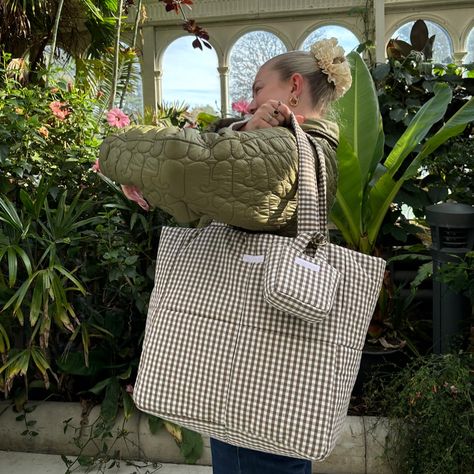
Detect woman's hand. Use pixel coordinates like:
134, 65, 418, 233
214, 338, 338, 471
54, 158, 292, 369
241, 100, 304, 131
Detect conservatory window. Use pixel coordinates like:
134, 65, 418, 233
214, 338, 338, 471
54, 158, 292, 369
300, 25, 359, 54
229, 31, 287, 104
162, 36, 220, 113
392, 20, 454, 63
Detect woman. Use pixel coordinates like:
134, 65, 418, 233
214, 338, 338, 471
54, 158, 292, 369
209, 38, 351, 474
99, 38, 352, 474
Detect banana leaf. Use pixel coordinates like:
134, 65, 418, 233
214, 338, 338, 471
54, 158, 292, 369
334, 54, 473, 254
367, 87, 473, 248
331, 52, 384, 250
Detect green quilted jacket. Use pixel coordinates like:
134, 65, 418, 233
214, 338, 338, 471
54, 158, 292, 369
98, 118, 339, 232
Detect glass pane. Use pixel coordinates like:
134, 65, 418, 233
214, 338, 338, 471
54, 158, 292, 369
464, 28, 474, 63
301, 26, 359, 54
229, 31, 287, 103
122, 60, 144, 117
44, 45, 75, 82
162, 36, 220, 112
392, 21, 453, 63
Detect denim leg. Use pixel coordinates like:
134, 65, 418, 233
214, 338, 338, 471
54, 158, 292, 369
210, 438, 312, 474
210, 438, 240, 474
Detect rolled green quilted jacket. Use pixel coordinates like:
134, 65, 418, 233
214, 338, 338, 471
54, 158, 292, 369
98, 119, 339, 232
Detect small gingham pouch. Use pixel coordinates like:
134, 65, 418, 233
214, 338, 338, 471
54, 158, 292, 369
264, 231, 341, 323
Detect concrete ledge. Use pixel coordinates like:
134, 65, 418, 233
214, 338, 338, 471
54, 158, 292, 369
0, 451, 213, 474
0, 402, 390, 474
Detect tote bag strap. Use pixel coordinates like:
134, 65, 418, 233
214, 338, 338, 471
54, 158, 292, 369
289, 114, 328, 236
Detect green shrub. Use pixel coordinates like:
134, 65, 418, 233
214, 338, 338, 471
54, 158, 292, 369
379, 353, 474, 474
0, 54, 102, 194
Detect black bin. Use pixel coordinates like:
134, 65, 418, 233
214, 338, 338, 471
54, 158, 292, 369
425, 203, 474, 354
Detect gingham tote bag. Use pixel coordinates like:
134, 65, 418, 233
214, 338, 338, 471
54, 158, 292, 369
133, 115, 386, 461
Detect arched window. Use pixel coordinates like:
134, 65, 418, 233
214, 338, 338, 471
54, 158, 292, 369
162, 36, 219, 112
229, 31, 287, 104
300, 25, 359, 53
44, 44, 144, 116
392, 20, 453, 63
44, 45, 75, 82
121, 55, 144, 118
464, 28, 474, 63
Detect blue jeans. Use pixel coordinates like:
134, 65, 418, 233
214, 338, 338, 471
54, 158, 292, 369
210, 438, 312, 474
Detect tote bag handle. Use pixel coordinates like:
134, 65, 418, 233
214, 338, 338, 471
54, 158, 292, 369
289, 114, 329, 236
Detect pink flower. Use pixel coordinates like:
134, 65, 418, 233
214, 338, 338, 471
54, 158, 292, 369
106, 108, 130, 128
121, 185, 150, 211
232, 100, 250, 115
91, 159, 101, 172
49, 101, 70, 120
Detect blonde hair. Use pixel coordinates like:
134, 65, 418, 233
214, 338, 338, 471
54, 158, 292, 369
266, 49, 345, 114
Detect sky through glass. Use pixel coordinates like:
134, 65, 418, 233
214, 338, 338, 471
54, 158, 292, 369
162, 26, 360, 109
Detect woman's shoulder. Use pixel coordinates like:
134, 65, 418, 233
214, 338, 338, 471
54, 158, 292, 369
301, 118, 339, 149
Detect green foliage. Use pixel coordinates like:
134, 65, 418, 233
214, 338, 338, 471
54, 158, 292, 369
179, 427, 204, 464
61, 411, 162, 473
437, 251, 474, 303
0, 178, 97, 379
0, 0, 117, 70
146, 416, 203, 463
375, 353, 474, 474
418, 136, 474, 206
334, 52, 474, 255
0, 54, 102, 191
0, 70, 203, 462
75, 47, 143, 117
365, 19, 474, 251
15, 403, 40, 438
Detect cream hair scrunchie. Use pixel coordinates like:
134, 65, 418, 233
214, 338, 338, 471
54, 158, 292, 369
310, 38, 352, 99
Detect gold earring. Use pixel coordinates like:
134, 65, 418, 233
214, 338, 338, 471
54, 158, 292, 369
289, 96, 299, 107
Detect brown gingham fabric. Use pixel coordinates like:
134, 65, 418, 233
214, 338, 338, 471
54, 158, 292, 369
263, 232, 342, 323
133, 115, 386, 461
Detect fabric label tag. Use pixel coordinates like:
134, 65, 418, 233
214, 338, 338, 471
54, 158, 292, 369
242, 254, 264, 264
295, 256, 321, 272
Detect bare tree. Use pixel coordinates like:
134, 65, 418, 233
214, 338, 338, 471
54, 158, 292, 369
466, 29, 474, 63
300, 29, 324, 51
229, 31, 286, 103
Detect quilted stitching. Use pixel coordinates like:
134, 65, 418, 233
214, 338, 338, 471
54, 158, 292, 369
99, 121, 338, 232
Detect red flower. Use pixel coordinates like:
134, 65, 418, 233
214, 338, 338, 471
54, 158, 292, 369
49, 101, 70, 120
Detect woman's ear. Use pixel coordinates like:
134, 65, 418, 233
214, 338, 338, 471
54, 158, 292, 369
290, 73, 304, 95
